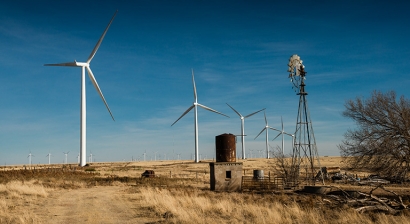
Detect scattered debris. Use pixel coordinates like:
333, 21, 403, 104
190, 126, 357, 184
323, 184, 409, 215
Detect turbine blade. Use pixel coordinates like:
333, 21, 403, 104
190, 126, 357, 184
264, 111, 268, 125
281, 116, 284, 130
245, 108, 265, 118
269, 127, 281, 132
171, 105, 194, 126
283, 132, 293, 137
272, 133, 281, 141
226, 103, 242, 117
197, 103, 229, 118
44, 61, 78, 67
86, 67, 115, 121
192, 69, 197, 101
87, 10, 118, 63
254, 128, 266, 140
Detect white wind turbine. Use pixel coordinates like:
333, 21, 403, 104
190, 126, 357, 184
28, 151, 34, 166
226, 103, 265, 159
271, 116, 294, 154
89, 151, 93, 163
45, 11, 117, 167
46, 151, 52, 165
254, 111, 277, 159
63, 151, 70, 164
171, 69, 229, 163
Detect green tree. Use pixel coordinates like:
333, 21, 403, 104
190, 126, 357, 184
339, 90, 410, 181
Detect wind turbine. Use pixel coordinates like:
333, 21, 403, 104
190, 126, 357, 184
28, 151, 34, 167
271, 116, 294, 154
255, 111, 277, 159
63, 151, 70, 164
89, 151, 93, 163
46, 151, 52, 165
44, 11, 117, 167
171, 69, 229, 163
226, 103, 265, 160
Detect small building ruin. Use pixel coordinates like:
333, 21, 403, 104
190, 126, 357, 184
210, 133, 243, 191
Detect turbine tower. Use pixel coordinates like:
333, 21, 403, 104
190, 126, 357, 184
287, 54, 323, 185
45, 11, 117, 167
271, 116, 294, 154
171, 69, 229, 163
255, 111, 276, 159
226, 103, 264, 159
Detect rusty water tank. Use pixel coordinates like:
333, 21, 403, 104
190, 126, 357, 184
215, 133, 236, 162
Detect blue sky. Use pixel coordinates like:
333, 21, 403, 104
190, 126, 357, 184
0, 1, 409, 165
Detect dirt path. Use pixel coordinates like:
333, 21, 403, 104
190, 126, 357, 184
33, 186, 158, 224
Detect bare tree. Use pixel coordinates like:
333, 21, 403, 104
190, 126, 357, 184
338, 90, 410, 181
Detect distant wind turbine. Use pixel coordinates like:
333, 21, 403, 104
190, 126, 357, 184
46, 151, 52, 165
226, 103, 265, 160
63, 151, 70, 164
271, 116, 294, 154
44, 11, 117, 167
89, 151, 94, 163
255, 111, 277, 159
171, 69, 229, 163
28, 151, 34, 166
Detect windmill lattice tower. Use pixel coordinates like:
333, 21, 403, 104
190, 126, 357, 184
287, 55, 324, 186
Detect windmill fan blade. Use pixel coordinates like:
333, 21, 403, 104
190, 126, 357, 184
197, 103, 229, 118
86, 67, 115, 121
245, 108, 265, 118
191, 69, 198, 102
87, 10, 118, 63
171, 105, 194, 126
226, 103, 242, 117
44, 61, 78, 67
254, 128, 266, 140
272, 133, 281, 141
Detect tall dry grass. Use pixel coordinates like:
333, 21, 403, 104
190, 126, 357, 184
0, 180, 48, 198
138, 186, 410, 224
0, 180, 48, 223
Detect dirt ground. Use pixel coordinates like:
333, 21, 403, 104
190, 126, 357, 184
13, 185, 160, 224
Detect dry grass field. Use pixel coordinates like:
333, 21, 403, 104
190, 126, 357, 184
0, 157, 409, 224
